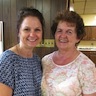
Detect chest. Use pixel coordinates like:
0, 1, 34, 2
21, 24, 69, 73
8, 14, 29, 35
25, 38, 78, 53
42, 65, 82, 96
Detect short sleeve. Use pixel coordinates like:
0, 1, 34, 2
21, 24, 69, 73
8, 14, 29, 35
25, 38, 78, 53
79, 61, 96, 94
0, 51, 15, 89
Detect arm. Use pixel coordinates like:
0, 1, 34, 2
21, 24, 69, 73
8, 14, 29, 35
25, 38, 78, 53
0, 52, 15, 96
79, 56, 96, 96
0, 83, 13, 96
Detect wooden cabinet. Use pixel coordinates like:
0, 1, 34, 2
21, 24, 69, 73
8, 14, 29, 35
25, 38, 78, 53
90, 52, 96, 65
83, 26, 96, 40
91, 27, 96, 40
83, 27, 91, 40
82, 51, 96, 65
82, 51, 90, 57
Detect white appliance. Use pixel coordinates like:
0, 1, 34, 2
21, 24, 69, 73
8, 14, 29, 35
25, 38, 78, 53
0, 21, 4, 54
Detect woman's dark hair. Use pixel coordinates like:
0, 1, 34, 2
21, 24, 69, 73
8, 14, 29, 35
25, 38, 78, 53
17, 6, 45, 40
51, 10, 86, 41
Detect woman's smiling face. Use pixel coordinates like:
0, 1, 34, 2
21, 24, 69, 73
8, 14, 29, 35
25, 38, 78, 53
55, 21, 80, 51
19, 16, 43, 48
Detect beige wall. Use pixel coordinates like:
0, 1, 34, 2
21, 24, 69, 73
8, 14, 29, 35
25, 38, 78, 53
81, 14, 96, 26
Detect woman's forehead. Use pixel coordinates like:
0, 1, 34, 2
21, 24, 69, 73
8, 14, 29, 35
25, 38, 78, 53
59, 21, 76, 27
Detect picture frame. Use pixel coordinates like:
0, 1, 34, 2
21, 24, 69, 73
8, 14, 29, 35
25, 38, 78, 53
0, 21, 4, 54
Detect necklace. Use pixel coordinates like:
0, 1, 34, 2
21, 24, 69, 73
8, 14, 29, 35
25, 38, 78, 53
15, 44, 28, 62
16, 44, 21, 56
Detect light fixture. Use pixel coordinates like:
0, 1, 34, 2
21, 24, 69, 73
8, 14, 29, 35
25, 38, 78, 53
69, 0, 74, 11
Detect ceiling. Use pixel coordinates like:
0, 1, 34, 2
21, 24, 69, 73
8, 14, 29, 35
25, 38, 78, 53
70, 0, 96, 15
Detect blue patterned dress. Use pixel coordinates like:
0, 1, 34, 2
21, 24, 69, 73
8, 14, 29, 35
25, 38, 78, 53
0, 50, 42, 96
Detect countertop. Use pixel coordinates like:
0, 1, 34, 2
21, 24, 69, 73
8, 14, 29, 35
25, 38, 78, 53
77, 48, 96, 51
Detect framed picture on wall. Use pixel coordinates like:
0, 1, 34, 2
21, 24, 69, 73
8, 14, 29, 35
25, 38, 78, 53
0, 21, 4, 54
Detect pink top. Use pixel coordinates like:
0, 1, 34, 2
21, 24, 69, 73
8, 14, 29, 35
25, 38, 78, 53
41, 52, 96, 96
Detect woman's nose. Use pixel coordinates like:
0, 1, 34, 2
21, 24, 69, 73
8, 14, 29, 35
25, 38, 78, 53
60, 32, 66, 37
29, 31, 36, 36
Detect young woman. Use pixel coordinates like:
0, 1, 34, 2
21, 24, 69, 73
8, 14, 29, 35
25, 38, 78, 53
0, 7, 45, 96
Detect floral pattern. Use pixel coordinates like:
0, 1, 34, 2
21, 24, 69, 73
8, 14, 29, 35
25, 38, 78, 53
41, 52, 96, 96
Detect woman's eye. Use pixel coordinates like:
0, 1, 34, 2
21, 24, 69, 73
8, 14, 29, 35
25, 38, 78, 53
56, 29, 62, 33
24, 28, 30, 32
67, 30, 72, 35
35, 28, 41, 32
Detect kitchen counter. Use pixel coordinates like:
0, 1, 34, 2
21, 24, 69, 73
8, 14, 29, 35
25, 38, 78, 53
77, 40, 96, 52
77, 48, 96, 51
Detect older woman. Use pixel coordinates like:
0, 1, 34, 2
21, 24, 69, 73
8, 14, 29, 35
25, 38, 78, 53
41, 10, 96, 96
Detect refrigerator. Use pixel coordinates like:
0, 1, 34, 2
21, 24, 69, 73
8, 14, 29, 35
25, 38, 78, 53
0, 21, 4, 54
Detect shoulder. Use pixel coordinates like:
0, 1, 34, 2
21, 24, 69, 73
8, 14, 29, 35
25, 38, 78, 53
75, 52, 96, 75
78, 52, 96, 78
42, 52, 54, 62
0, 49, 18, 59
41, 52, 55, 68
0, 50, 19, 68
78, 52, 95, 67
33, 54, 41, 62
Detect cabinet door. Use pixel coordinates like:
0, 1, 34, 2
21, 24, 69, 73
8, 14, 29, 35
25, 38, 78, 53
82, 51, 90, 58
83, 26, 96, 40
90, 52, 96, 66
82, 51, 96, 66
83, 27, 92, 40
90, 54, 96, 65
91, 27, 96, 40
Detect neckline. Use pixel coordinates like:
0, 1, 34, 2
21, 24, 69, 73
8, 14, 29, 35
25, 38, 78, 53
51, 51, 81, 67
16, 44, 33, 58
8, 50, 35, 59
